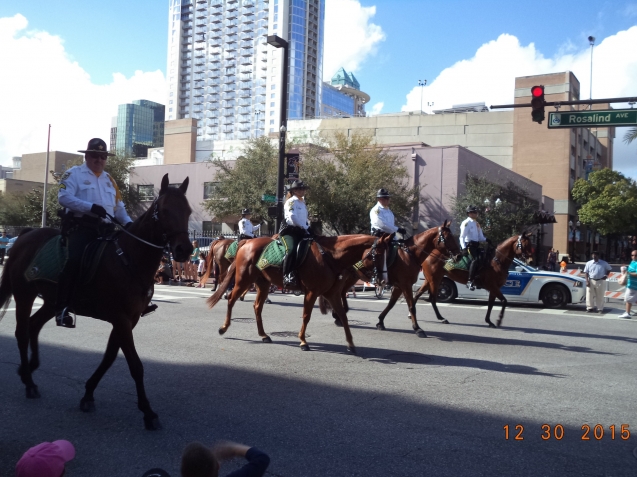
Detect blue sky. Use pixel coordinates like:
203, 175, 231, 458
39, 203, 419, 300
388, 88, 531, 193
0, 0, 635, 172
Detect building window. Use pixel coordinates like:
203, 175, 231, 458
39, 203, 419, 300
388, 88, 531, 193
270, 102, 275, 107
270, 119, 274, 124
271, 85, 276, 89
137, 184, 154, 201
271, 93, 275, 98
270, 111, 274, 116
203, 181, 219, 199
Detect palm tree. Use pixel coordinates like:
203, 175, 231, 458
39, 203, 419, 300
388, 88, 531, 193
624, 127, 637, 145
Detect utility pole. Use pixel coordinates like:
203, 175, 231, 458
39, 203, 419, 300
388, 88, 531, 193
418, 79, 426, 113
41, 124, 51, 228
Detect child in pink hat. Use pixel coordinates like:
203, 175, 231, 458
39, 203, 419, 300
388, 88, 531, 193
16, 440, 75, 477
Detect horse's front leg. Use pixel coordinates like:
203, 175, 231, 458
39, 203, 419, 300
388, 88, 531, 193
484, 292, 497, 328
81, 328, 120, 413
114, 319, 160, 430
299, 291, 318, 351
495, 291, 508, 327
376, 286, 402, 330
15, 295, 39, 398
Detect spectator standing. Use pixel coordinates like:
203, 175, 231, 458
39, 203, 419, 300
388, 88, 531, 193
583, 250, 612, 313
546, 248, 557, 271
196, 252, 207, 288
189, 240, 201, 282
0, 230, 10, 265
618, 250, 637, 319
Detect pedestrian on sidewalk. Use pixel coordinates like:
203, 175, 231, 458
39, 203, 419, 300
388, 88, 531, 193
547, 248, 557, 272
583, 250, 612, 313
618, 250, 637, 319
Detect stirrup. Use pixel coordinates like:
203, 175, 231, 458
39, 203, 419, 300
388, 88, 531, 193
466, 281, 476, 291
55, 308, 76, 328
141, 303, 158, 317
283, 272, 298, 287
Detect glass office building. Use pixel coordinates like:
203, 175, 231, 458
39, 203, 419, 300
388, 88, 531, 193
115, 100, 165, 158
166, 0, 324, 144
321, 67, 369, 118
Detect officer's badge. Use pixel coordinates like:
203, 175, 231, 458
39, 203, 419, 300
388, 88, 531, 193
83, 180, 91, 185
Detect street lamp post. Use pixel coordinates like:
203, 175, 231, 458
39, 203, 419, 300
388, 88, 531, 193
267, 35, 290, 232
588, 36, 595, 102
418, 79, 426, 113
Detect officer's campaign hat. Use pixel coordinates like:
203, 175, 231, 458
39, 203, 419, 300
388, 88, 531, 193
289, 180, 308, 190
78, 138, 115, 156
466, 205, 478, 214
376, 188, 391, 198
241, 208, 251, 216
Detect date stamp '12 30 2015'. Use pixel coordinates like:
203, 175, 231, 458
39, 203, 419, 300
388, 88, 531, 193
504, 424, 631, 441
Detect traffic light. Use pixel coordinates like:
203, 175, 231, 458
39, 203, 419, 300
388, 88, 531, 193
531, 85, 545, 124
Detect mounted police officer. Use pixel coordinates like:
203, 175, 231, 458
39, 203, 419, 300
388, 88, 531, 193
370, 189, 406, 237
55, 138, 133, 327
460, 205, 487, 291
238, 209, 260, 240
281, 180, 311, 287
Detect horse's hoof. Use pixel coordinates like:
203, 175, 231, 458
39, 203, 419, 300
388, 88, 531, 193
25, 386, 40, 399
488, 322, 496, 328
300, 343, 310, 351
144, 416, 162, 431
375, 323, 386, 331
262, 336, 272, 343
441, 319, 450, 324
239, 297, 244, 301
416, 329, 427, 338
80, 397, 95, 412
347, 346, 357, 354
334, 319, 343, 327
218, 327, 227, 335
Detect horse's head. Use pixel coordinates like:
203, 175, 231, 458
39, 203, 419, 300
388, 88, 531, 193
154, 174, 193, 262
436, 219, 461, 260
515, 231, 533, 261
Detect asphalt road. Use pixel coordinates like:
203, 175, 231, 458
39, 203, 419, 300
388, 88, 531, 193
1, 286, 636, 476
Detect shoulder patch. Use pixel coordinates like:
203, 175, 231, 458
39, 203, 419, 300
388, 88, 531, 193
60, 171, 71, 181
59, 183, 66, 190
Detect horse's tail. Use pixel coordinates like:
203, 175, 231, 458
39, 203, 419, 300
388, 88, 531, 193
207, 261, 236, 309
0, 255, 14, 321
318, 295, 331, 315
199, 249, 215, 286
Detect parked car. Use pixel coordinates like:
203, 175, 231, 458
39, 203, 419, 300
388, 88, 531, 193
413, 258, 586, 308
5, 236, 19, 257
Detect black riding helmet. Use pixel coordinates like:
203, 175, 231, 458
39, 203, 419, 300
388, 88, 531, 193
377, 188, 391, 198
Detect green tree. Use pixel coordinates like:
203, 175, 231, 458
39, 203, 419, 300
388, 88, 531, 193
203, 136, 278, 224
624, 127, 637, 146
571, 168, 637, 236
451, 174, 537, 244
301, 131, 418, 234
104, 154, 143, 215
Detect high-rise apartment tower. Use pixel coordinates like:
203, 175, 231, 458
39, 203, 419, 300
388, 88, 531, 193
166, 0, 324, 151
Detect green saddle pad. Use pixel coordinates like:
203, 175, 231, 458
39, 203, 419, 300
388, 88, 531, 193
257, 235, 294, 270
225, 240, 239, 260
444, 255, 471, 272
25, 235, 68, 283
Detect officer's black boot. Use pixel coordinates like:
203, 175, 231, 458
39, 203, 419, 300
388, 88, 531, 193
467, 260, 478, 291
282, 253, 297, 287
54, 274, 75, 328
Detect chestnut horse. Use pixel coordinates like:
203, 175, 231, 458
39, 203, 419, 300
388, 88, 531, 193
414, 233, 533, 328
208, 234, 393, 353
199, 237, 234, 289
0, 174, 193, 430
325, 222, 461, 337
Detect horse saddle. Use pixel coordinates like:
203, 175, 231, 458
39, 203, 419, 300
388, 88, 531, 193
256, 235, 312, 271
24, 235, 111, 284
225, 240, 239, 260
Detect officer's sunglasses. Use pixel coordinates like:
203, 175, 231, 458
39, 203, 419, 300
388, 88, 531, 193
87, 153, 108, 160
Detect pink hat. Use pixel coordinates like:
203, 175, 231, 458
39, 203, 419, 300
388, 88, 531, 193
16, 440, 75, 477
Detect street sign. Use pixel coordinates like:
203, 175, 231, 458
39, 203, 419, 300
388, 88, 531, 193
548, 109, 637, 128
261, 194, 276, 202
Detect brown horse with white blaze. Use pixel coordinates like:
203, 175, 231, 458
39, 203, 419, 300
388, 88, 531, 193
208, 234, 393, 353
0, 174, 193, 430
414, 233, 534, 327
327, 222, 460, 337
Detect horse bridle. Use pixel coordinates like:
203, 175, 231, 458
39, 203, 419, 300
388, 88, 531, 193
516, 235, 529, 260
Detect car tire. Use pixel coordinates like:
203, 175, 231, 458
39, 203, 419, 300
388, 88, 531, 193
541, 284, 569, 308
436, 278, 457, 303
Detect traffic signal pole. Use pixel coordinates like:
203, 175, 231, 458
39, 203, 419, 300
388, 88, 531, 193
491, 96, 637, 109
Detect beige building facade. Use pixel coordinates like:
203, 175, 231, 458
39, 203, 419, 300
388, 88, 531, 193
13, 151, 82, 183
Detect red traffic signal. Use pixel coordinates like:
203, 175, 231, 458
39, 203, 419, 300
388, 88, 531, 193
530, 85, 545, 124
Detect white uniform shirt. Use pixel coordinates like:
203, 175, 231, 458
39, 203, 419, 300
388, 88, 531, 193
58, 162, 132, 224
284, 196, 309, 229
238, 218, 260, 237
370, 202, 398, 234
583, 259, 611, 280
459, 217, 486, 248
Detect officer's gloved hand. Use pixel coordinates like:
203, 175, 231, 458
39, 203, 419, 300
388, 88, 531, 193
397, 227, 407, 234
90, 204, 107, 218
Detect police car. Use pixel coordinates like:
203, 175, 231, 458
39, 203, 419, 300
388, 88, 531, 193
414, 258, 587, 308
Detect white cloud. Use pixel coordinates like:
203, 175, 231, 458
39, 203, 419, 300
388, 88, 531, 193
401, 27, 637, 177
0, 14, 166, 165
323, 0, 385, 81
369, 102, 384, 116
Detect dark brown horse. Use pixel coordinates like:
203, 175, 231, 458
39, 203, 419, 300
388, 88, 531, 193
414, 233, 533, 328
199, 237, 235, 289
208, 234, 393, 353
0, 174, 192, 430
327, 222, 461, 337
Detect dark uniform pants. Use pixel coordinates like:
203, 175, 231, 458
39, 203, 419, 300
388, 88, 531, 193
280, 225, 309, 278
466, 241, 480, 282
